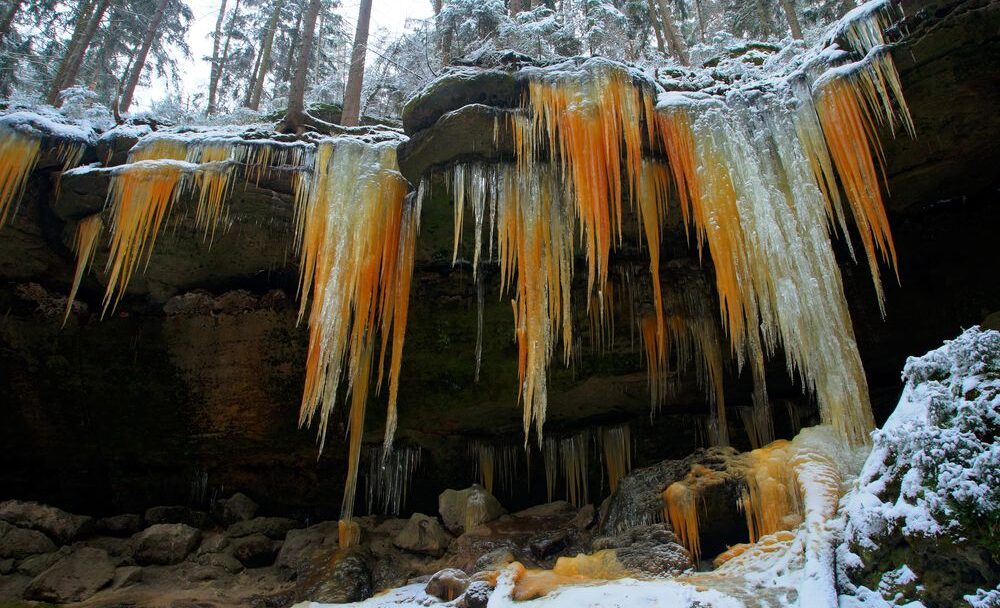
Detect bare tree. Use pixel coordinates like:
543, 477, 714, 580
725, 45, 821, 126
246, 0, 285, 110
205, 0, 229, 114
119, 0, 172, 113
340, 0, 373, 128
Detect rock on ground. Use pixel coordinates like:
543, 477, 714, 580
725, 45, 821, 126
426, 567, 470, 601
438, 486, 505, 535
0, 521, 58, 559
394, 513, 453, 557
132, 523, 202, 565
231, 532, 279, 568
0, 500, 93, 544
226, 516, 301, 540
22, 546, 115, 603
144, 505, 214, 530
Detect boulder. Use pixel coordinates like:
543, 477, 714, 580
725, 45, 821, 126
513, 501, 575, 518
96, 513, 145, 537
306, 551, 372, 603
0, 500, 93, 544
215, 492, 258, 525
230, 533, 278, 568
459, 580, 494, 608
474, 548, 516, 572
132, 523, 202, 565
0, 557, 13, 574
529, 528, 580, 560
592, 524, 693, 576
438, 485, 505, 535
226, 516, 301, 540
144, 505, 214, 530
393, 513, 453, 557
570, 504, 596, 529
275, 521, 339, 574
196, 532, 230, 555
23, 546, 115, 603
0, 522, 58, 559
425, 567, 470, 601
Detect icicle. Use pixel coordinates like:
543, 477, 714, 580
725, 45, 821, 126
0, 129, 42, 227
62, 214, 103, 325
294, 138, 417, 547
662, 464, 730, 562
469, 439, 522, 497
475, 272, 484, 383
362, 443, 422, 516
543, 436, 559, 503
599, 424, 632, 493
559, 432, 590, 508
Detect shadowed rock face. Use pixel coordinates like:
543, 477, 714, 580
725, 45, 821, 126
0, 0, 997, 521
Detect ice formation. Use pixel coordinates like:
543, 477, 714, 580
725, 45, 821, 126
62, 214, 103, 325
0, 130, 41, 226
362, 444, 422, 516
293, 137, 417, 546
443, 0, 911, 448
469, 439, 523, 498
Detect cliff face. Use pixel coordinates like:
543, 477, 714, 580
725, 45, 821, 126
0, 0, 997, 519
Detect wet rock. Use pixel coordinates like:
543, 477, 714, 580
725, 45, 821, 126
112, 565, 143, 588
459, 580, 494, 608
226, 516, 301, 540
425, 567, 470, 601
0, 500, 93, 544
439, 485, 506, 535
275, 521, 339, 575
592, 523, 693, 576
307, 551, 372, 603
23, 546, 115, 603
132, 523, 202, 565
0, 521, 58, 559
474, 548, 516, 572
144, 505, 214, 530
96, 513, 145, 537
394, 513, 453, 557
215, 492, 259, 525
80, 535, 133, 562
231, 533, 279, 568
529, 528, 579, 560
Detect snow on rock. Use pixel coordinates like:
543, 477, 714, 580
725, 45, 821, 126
837, 326, 1000, 607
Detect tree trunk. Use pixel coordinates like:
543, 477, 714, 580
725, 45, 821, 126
118, 0, 171, 113
431, 0, 453, 66
206, 0, 229, 115
656, 0, 688, 65
779, 0, 803, 39
207, 0, 241, 114
282, 0, 322, 129
645, 0, 665, 55
340, 0, 373, 128
693, 0, 706, 43
50, 0, 111, 106
47, 0, 96, 104
755, 0, 773, 37
0, 0, 24, 41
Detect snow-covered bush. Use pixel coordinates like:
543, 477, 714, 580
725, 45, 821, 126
838, 327, 1000, 606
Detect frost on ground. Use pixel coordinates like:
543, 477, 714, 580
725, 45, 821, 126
837, 326, 1000, 608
